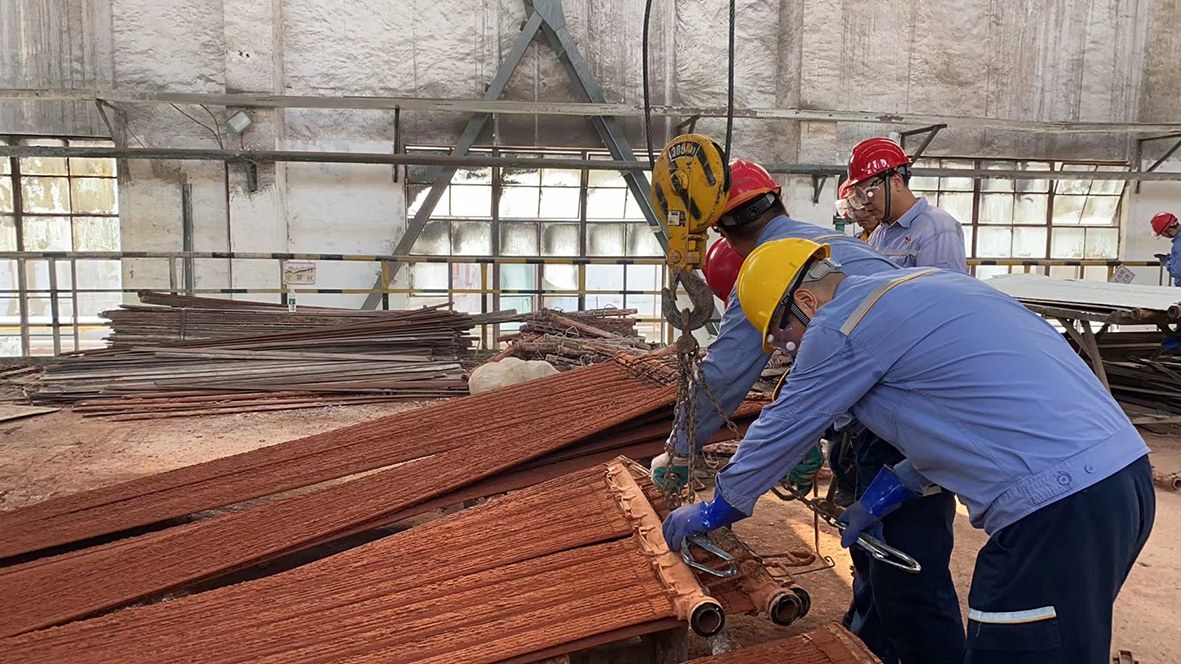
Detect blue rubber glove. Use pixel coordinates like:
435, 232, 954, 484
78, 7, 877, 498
662, 491, 749, 552
837, 466, 919, 548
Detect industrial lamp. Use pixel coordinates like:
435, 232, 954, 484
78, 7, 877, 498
225, 110, 253, 135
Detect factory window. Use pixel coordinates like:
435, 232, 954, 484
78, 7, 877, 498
909, 159, 1125, 281
0, 136, 121, 356
404, 148, 665, 343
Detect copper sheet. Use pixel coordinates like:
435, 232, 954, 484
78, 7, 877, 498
0, 463, 707, 664
0, 362, 667, 561
0, 373, 675, 637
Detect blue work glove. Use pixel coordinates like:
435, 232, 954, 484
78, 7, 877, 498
837, 502, 885, 548
651, 452, 690, 493
1163, 336, 1181, 353
786, 445, 824, 494
837, 466, 919, 549
662, 491, 749, 552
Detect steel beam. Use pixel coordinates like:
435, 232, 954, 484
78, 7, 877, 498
1134, 132, 1181, 193
899, 123, 947, 162
360, 11, 547, 308
810, 175, 830, 204
8, 87, 1181, 134
530, 0, 666, 250
1144, 138, 1181, 174
0, 145, 1169, 181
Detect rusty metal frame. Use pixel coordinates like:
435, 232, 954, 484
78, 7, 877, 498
1134, 131, 1181, 193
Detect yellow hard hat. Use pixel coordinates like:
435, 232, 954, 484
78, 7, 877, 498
736, 238, 831, 353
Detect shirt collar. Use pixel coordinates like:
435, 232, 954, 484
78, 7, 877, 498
891, 197, 929, 230
757, 215, 790, 244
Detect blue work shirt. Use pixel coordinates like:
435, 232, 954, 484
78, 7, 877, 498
868, 198, 968, 273
715, 268, 1149, 535
675, 215, 897, 454
1167, 234, 1181, 286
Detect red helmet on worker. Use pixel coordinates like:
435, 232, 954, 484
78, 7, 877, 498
724, 159, 780, 213
1151, 211, 1179, 236
847, 137, 911, 187
704, 238, 743, 305
717, 159, 782, 230
835, 180, 853, 219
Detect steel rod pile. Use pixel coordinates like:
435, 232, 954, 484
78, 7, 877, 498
495, 307, 656, 369
28, 293, 521, 418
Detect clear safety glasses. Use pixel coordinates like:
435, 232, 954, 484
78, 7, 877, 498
845, 176, 887, 211
834, 197, 852, 220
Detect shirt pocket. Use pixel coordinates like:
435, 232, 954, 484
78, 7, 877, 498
882, 249, 917, 268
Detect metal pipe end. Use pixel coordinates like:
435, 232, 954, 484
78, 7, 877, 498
689, 599, 726, 637
767, 587, 811, 626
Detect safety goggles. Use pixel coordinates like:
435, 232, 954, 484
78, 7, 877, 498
846, 176, 888, 211
834, 197, 852, 220
765, 257, 841, 355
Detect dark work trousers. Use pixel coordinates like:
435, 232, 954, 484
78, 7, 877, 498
845, 430, 967, 664
965, 455, 1155, 664
846, 545, 899, 663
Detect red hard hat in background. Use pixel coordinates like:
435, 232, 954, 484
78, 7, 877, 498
1151, 211, 1178, 236
835, 180, 853, 219
847, 138, 911, 187
724, 159, 781, 216
704, 237, 744, 305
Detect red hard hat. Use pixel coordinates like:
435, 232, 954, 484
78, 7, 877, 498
724, 159, 781, 215
847, 138, 911, 187
1151, 211, 1178, 236
835, 180, 853, 219
704, 237, 744, 305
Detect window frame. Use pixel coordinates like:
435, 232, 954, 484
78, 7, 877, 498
908, 157, 1126, 279
404, 146, 667, 343
1, 135, 120, 356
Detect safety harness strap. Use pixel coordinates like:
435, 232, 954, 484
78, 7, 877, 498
839, 268, 938, 336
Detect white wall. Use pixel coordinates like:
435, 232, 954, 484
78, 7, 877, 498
2, 0, 1179, 306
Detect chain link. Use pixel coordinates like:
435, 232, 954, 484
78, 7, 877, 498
698, 365, 743, 444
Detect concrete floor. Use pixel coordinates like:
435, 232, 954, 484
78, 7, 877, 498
0, 404, 1178, 662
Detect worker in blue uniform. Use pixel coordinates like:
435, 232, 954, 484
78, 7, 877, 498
846, 138, 967, 273
663, 238, 1155, 664
1150, 211, 1181, 286
840, 140, 972, 662
651, 158, 896, 489
652, 159, 964, 663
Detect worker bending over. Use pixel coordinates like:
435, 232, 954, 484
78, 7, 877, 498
655, 160, 966, 663
664, 238, 1155, 664
845, 138, 967, 272
1151, 211, 1181, 286
653, 158, 895, 492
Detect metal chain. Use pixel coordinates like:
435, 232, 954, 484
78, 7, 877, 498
698, 366, 743, 444
664, 307, 701, 508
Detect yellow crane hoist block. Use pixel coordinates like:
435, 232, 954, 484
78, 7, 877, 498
650, 134, 730, 275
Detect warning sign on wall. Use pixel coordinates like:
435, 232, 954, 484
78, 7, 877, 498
1108, 265, 1135, 285
282, 261, 317, 285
